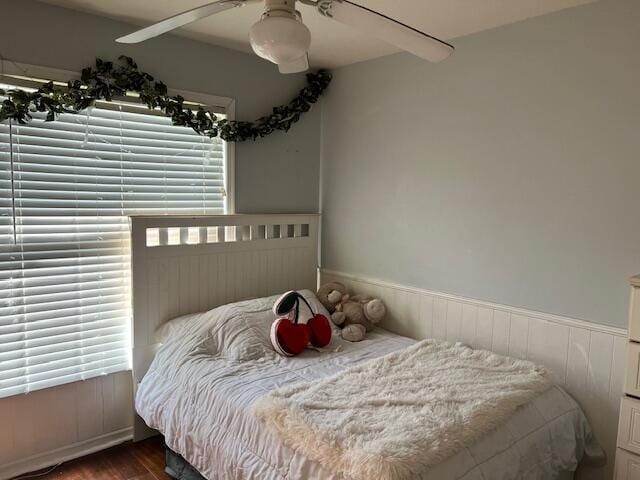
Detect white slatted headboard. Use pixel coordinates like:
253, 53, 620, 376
130, 214, 319, 406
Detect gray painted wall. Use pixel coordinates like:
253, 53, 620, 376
1, 0, 321, 213
321, 0, 640, 328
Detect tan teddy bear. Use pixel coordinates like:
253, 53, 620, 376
316, 282, 386, 342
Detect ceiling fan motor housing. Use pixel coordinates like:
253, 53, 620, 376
264, 0, 295, 13
249, 0, 311, 65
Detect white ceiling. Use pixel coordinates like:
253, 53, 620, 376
38, 0, 596, 69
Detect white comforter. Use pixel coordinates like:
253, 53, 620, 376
136, 298, 599, 480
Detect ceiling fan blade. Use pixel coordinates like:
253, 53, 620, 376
278, 54, 310, 74
316, 0, 454, 62
116, 0, 252, 44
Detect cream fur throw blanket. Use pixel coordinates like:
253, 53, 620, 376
254, 339, 553, 480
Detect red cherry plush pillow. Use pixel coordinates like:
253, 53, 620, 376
270, 291, 332, 356
270, 317, 310, 357
307, 314, 331, 348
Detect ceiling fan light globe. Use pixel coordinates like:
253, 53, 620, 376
249, 15, 311, 65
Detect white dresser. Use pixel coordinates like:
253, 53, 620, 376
615, 275, 640, 479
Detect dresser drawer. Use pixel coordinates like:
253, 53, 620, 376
626, 344, 640, 397
632, 286, 640, 342
631, 286, 640, 342
619, 396, 640, 455
616, 448, 640, 480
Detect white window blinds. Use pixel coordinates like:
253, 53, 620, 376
0, 83, 226, 397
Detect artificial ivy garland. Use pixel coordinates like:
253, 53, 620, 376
0, 56, 332, 142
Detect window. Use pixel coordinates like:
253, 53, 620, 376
0, 75, 229, 397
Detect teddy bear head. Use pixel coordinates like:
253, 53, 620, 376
316, 281, 349, 313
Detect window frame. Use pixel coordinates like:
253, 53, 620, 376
0, 60, 236, 214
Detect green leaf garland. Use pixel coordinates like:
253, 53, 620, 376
0, 56, 332, 142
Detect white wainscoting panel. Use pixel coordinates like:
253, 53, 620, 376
0, 371, 133, 480
321, 269, 627, 480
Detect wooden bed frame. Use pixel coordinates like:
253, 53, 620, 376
130, 213, 319, 439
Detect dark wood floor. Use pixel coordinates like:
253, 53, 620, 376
18, 437, 171, 480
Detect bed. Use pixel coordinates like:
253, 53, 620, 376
129, 214, 603, 480
135, 291, 601, 480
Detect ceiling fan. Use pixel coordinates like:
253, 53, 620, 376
116, 0, 454, 74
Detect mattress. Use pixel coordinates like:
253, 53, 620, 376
136, 297, 600, 480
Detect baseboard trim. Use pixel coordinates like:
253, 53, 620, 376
0, 427, 134, 480
321, 269, 627, 338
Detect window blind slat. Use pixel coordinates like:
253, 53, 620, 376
12, 151, 223, 169
0, 308, 129, 334
11, 172, 224, 187
0, 334, 128, 366
0, 314, 129, 337
0, 357, 130, 398
0, 129, 223, 151
1, 85, 226, 397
